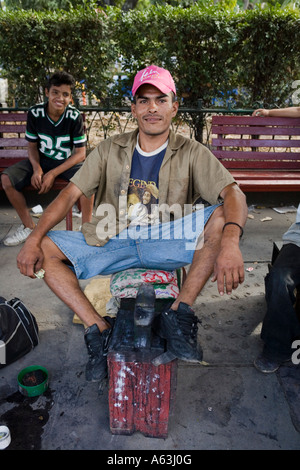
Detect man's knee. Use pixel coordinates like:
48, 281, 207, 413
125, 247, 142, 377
41, 235, 69, 263
1, 173, 13, 191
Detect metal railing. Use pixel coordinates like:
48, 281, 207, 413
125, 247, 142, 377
76, 104, 256, 149
0, 104, 256, 149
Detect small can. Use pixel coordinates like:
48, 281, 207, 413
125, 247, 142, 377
0, 426, 11, 450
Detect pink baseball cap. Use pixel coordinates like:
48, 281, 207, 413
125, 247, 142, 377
132, 65, 176, 97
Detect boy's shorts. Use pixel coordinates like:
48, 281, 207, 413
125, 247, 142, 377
47, 204, 221, 279
2, 156, 83, 191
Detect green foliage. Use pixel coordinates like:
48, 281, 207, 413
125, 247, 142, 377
234, 6, 300, 105
0, 3, 299, 109
0, 5, 115, 105
112, 3, 300, 107
3, 0, 97, 11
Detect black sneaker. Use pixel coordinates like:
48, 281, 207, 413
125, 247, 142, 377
155, 302, 203, 363
84, 320, 114, 382
253, 354, 289, 374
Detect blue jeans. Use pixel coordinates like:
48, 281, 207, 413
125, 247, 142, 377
261, 243, 300, 361
47, 204, 220, 279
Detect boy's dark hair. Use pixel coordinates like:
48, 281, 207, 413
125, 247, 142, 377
46, 71, 75, 91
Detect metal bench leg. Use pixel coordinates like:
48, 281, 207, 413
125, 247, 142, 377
66, 208, 73, 230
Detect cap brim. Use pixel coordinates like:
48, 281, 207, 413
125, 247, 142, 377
132, 80, 175, 97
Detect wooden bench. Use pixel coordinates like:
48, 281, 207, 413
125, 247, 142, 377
211, 115, 300, 192
0, 111, 79, 230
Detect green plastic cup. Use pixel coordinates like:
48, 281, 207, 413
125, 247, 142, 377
17, 365, 49, 397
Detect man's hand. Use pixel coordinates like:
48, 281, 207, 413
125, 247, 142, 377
17, 238, 44, 279
252, 109, 269, 117
211, 243, 244, 296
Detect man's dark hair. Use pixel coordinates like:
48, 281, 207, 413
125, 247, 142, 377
132, 90, 177, 104
45, 71, 75, 91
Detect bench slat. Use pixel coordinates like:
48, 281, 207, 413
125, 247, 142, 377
0, 124, 26, 133
213, 137, 300, 148
237, 180, 300, 192
0, 152, 28, 162
217, 161, 300, 170
0, 138, 28, 147
0, 113, 28, 122
230, 170, 300, 180
212, 115, 300, 127
212, 125, 300, 136
212, 149, 300, 161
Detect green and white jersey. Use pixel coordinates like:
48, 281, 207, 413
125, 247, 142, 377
25, 102, 86, 161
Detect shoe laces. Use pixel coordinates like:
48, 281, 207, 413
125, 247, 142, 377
15, 224, 25, 233
11, 225, 31, 240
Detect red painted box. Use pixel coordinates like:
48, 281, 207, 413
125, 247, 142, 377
107, 303, 177, 438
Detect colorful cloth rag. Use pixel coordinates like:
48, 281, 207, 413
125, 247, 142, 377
110, 268, 180, 299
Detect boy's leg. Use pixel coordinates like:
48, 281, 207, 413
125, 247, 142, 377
57, 162, 94, 224
1, 173, 35, 229
1, 162, 36, 246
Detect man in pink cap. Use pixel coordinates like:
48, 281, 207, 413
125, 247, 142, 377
16, 64, 247, 381
131, 64, 176, 97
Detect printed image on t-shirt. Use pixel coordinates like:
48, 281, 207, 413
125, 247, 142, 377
127, 140, 167, 225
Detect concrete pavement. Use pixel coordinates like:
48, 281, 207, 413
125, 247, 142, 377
0, 190, 299, 452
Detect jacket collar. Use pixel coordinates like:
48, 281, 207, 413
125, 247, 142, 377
112, 128, 187, 152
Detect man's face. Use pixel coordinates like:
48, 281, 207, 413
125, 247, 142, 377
45, 84, 72, 116
131, 84, 178, 137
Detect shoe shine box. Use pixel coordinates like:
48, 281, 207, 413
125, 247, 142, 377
107, 292, 177, 438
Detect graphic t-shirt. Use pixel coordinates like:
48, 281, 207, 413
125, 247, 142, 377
127, 138, 167, 225
25, 102, 86, 161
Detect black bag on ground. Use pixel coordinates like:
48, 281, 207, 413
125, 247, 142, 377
0, 297, 39, 368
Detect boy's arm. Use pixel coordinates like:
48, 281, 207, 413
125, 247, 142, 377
37, 146, 86, 194
27, 142, 43, 190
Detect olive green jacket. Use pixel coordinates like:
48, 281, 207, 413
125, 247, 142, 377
71, 128, 235, 246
